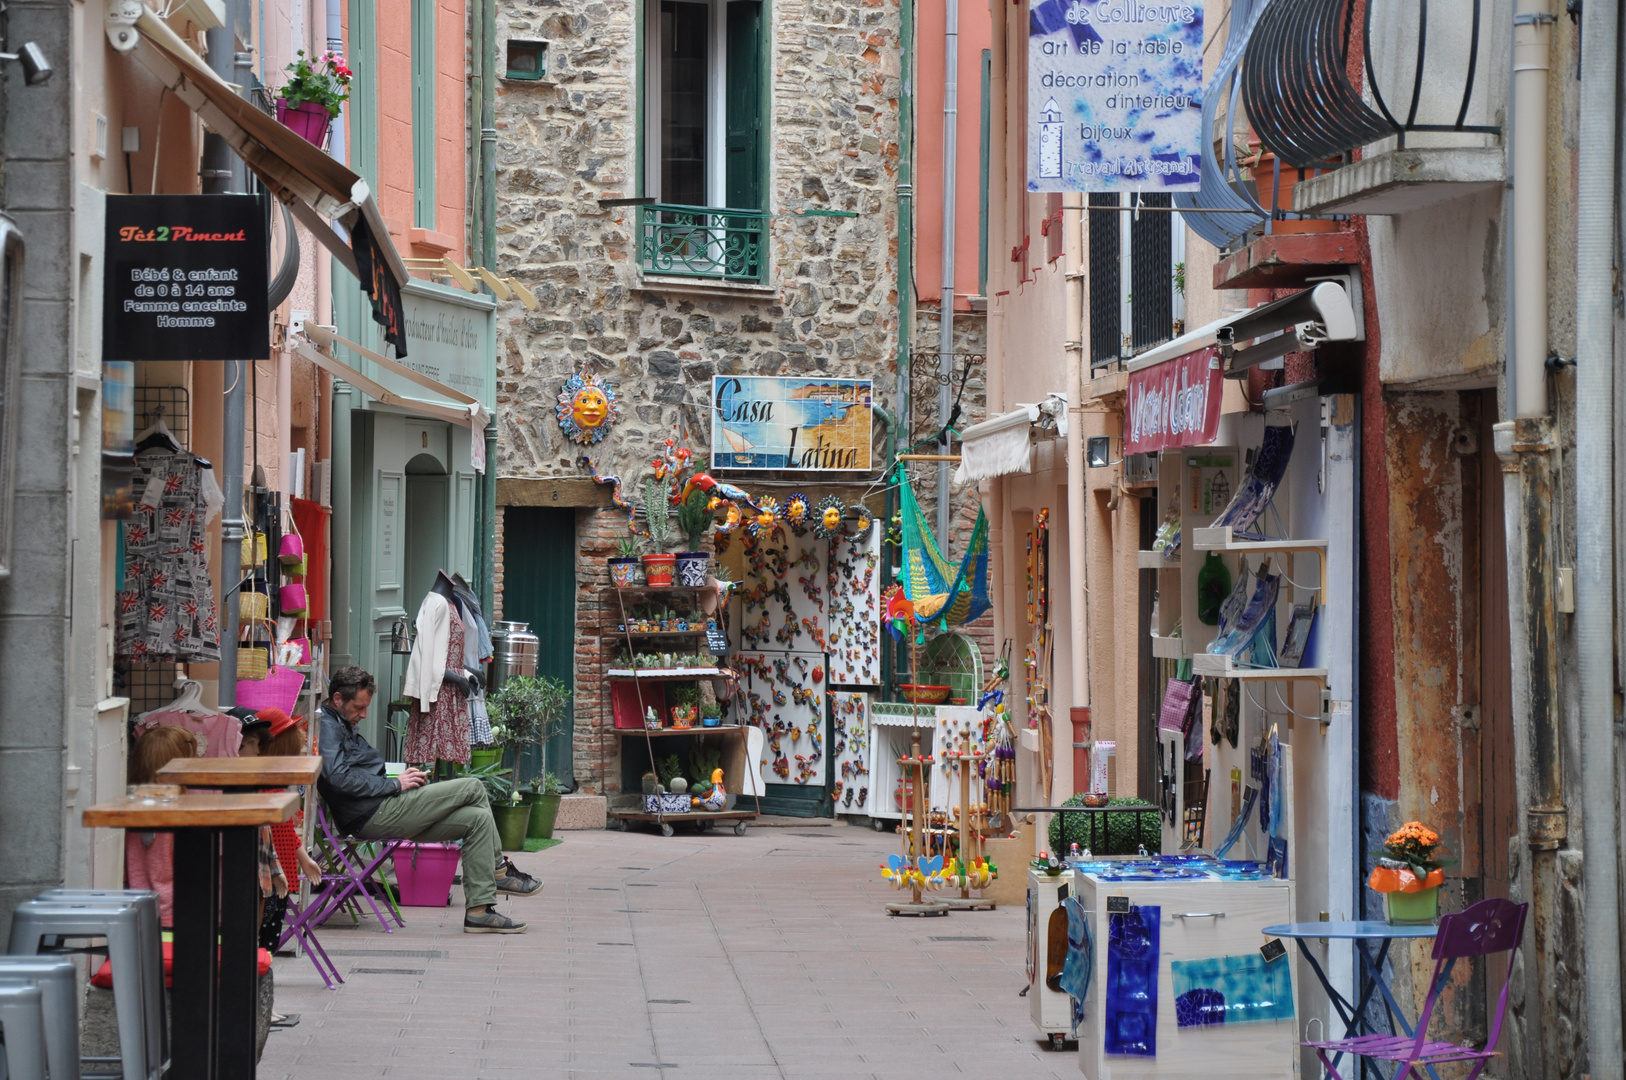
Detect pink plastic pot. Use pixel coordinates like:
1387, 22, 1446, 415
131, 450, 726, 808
391, 842, 460, 906
276, 99, 332, 146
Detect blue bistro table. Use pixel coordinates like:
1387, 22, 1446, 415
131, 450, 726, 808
1262, 920, 1441, 1080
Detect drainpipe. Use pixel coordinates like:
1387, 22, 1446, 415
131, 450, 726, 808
936, 0, 958, 543
874, 405, 898, 701
985, 0, 1005, 703
326, 0, 346, 166
1575, 0, 1623, 1073
891, 0, 914, 694
1063, 194, 1086, 797
1493, 4, 1562, 1078
205, 0, 248, 704
331, 382, 355, 669
478, 0, 499, 614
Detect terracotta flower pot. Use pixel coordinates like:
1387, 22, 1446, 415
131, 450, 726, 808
276, 99, 331, 146
1250, 150, 1338, 234
641, 553, 676, 587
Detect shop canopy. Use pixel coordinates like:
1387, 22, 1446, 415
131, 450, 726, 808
292, 325, 488, 431
953, 395, 1068, 485
127, 8, 409, 339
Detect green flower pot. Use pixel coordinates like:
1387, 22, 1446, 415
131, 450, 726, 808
1385, 885, 1440, 925
492, 802, 533, 851
470, 747, 503, 770
522, 792, 562, 840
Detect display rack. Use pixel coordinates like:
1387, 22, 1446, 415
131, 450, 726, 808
1191, 526, 1328, 595
603, 577, 760, 836
866, 702, 936, 830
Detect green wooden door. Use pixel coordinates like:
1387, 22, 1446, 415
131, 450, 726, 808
500, 507, 577, 789
725, 0, 763, 210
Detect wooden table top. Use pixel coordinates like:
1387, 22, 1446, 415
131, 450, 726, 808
82, 791, 300, 828
158, 755, 322, 787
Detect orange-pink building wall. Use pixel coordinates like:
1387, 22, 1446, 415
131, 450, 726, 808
915, 0, 992, 307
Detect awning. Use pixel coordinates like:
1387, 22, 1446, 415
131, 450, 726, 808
293, 326, 488, 432
127, 9, 409, 337
1127, 279, 1362, 377
953, 395, 1068, 485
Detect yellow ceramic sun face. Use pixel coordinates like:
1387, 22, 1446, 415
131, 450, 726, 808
822, 506, 843, 530
571, 386, 610, 429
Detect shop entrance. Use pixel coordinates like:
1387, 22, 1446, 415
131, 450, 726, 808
499, 507, 578, 789
403, 454, 450, 606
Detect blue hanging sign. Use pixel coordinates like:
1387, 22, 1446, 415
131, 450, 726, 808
1026, 0, 1204, 192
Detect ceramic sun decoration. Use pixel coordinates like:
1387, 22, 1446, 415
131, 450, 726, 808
812, 495, 846, 539
557, 373, 623, 445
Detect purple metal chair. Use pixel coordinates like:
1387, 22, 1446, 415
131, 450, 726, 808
277, 894, 344, 989
1303, 897, 1529, 1080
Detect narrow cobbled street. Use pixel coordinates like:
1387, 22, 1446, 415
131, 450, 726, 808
261, 823, 1069, 1080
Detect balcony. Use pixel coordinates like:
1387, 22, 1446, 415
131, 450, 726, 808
1243, 0, 1505, 216
637, 204, 767, 286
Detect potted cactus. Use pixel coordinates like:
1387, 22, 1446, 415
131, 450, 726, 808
640, 476, 677, 587
674, 488, 713, 587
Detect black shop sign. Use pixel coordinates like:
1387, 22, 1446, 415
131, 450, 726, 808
103, 194, 268, 361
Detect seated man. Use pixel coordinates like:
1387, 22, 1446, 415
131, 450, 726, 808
315, 665, 541, 934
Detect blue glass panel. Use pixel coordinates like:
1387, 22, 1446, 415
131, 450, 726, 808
1104, 905, 1160, 1056
1171, 954, 1294, 1028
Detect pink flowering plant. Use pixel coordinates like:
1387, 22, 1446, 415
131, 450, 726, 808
279, 50, 352, 118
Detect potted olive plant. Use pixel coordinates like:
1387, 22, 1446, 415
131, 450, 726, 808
491, 675, 572, 842
521, 772, 567, 841
674, 488, 713, 587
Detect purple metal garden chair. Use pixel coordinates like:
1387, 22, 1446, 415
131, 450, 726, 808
1303, 897, 1528, 1080
308, 802, 405, 932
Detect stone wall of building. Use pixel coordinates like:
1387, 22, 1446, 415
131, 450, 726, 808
492, 0, 904, 484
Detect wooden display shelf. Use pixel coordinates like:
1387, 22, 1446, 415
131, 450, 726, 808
603, 628, 707, 638
607, 667, 725, 679
1150, 633, 1189, 660
1191, 652, 1328, 685
83, 791, 299, 829
614, 724, 744, 737
1191, 526, 1328, 594
1137, 549, 1180, 570
608, 585, 710, 598
607, 809, 754, 836
158, 756, 321, 789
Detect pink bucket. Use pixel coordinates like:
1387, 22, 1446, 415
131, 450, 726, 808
391, 842, 461, 907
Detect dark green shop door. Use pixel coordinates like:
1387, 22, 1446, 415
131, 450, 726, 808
500, 507, 577, 790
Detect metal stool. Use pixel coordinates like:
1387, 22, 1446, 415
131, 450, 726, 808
7, 901, 158, 1080
0, 982, 47, 1080
0, 958, 78, 1080
30, 890, 165, 1076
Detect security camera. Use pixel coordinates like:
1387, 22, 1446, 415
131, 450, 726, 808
0, 42, 52, 86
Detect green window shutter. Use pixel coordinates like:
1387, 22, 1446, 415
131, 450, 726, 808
724, 0, 763, 211
411, 0, 436, 228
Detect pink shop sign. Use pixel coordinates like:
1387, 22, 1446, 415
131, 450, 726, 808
1124, 346, 1223, 455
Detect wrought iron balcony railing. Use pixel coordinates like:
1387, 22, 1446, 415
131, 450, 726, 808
1243, 0, 1501, 169
637, 204, 767, 284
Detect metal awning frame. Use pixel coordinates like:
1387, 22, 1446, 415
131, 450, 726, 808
1126, 278, 1363, 378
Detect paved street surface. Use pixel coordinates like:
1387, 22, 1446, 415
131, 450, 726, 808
261, 820, 1075, 1079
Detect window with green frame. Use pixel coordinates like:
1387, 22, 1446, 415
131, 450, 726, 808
643, 0, 766, 211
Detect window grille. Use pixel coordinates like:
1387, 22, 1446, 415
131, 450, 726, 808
1130, 193, 1174, 354
1088, 194, 1121, 368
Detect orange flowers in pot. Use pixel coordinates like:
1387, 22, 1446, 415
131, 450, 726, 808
1368, 820, 1453, 894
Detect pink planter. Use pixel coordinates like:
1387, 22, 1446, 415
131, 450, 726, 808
391, 842, 460, 906
276, 99, 332, 146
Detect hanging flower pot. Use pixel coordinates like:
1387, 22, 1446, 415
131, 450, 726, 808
1248, 148, 1339, 235
276, 99, 332, 146
641, 552, 676, 587
674, 551, 711, 587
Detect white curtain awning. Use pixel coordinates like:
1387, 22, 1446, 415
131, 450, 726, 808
292, 329, 487, 431
953, 396, 1068, 485
129, 8, 408, 290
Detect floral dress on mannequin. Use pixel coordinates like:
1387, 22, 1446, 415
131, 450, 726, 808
404, 603, 471, 765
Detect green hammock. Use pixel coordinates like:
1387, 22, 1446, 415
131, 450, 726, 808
896, 465, 991, 626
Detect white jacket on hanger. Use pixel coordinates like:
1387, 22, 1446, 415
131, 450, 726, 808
402, 592, 451, 706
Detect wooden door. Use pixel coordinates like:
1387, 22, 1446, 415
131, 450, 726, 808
500, 507, 578, 788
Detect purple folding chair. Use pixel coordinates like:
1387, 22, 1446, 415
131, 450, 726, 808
277, 894, 344, 989
308, 802, 405, 932
1303, 897, 1529, 1080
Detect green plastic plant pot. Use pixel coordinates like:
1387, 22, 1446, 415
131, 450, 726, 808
492, 802, 533, 851
523, 792, 562, 840
470, 747, 502, 770
1384, 885, 1440, 924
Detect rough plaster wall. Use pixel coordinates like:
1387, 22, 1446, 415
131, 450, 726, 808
0, 0, 75, 942
492, 0, 902, 484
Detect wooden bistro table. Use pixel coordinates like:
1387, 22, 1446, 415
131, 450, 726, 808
81, 757, 318, 1079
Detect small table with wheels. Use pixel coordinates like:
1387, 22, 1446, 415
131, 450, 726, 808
1261, 920, 1442, 1080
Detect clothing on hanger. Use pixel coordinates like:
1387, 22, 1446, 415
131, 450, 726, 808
405, 603, 471, 764
117, 446, 220, 662
402, 591, 452, 706
134, 709, 241, 758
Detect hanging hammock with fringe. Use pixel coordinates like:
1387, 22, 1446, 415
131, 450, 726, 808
895, 465, 991, 627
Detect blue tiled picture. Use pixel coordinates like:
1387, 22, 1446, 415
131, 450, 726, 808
1171, 954, 1294, 1028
